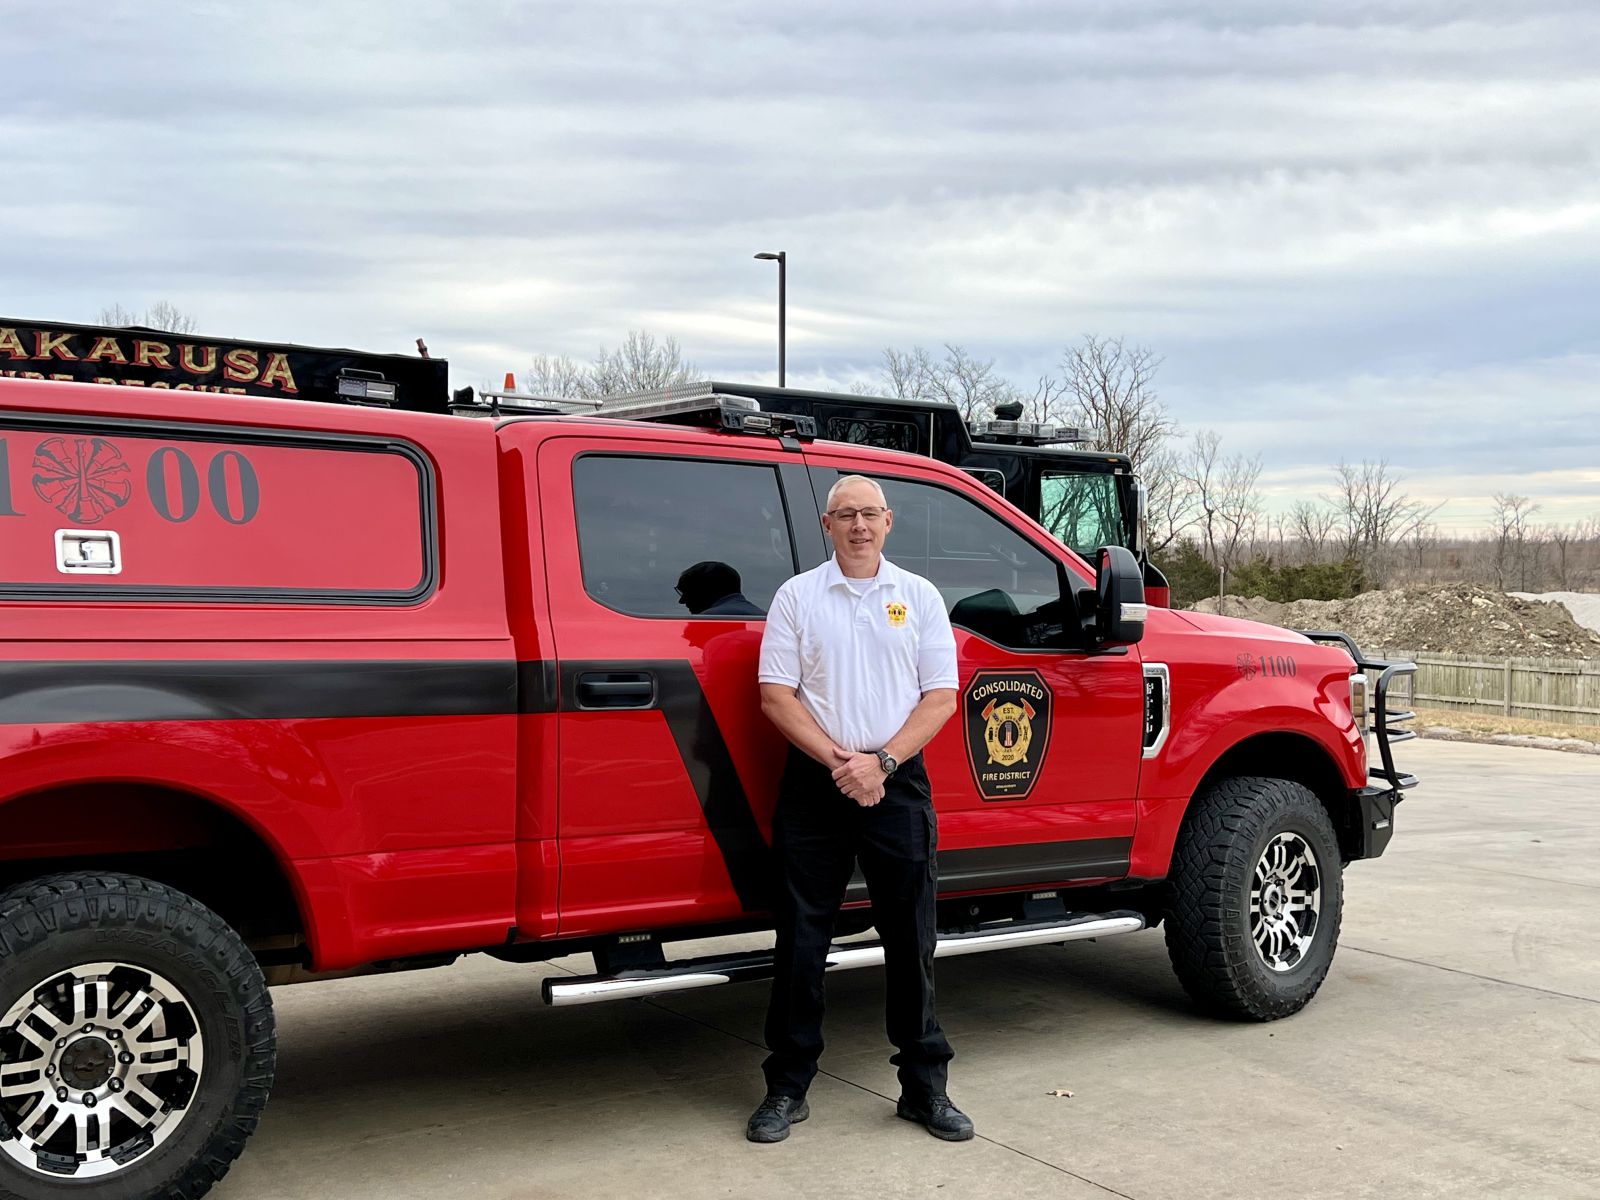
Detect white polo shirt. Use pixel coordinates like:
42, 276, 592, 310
758, 554, 959, 753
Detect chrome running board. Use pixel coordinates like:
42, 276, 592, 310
542, 911, 1146, 1007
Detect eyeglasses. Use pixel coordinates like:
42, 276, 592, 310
827, 507, 888, 522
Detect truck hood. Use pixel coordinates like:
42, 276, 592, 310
1167, 609, 1311, 645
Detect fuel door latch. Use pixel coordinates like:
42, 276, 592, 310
56, 529, 122, 575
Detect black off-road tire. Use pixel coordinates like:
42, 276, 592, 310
1163, 777, 1343, 1021
0, 873, 275, 1200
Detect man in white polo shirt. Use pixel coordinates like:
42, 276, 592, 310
747, 473, 971, 1145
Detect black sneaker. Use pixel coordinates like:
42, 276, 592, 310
746, 1094, 810, 1143
896, 1093, 974, 1141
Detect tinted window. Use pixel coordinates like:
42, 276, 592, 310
824, 470, 1068, 648
1039, 469, 1124, 559
573, 456, 795, 618
962, 467, 1005, 495
825, 416, 919, 454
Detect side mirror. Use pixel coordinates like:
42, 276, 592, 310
1086, 545, 1147, 645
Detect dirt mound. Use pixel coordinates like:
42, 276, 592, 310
1189, 585, 1600, 658
1513, 591, 1600, 636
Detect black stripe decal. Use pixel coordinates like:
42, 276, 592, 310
558, 659, 773, 913
0, 655, 1127, 916
0, 660, 522, 724
845, 836, 1133, 904
517, 661, 560, 714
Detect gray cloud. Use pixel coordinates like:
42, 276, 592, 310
4, 1, 1597, 530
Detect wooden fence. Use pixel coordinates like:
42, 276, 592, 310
1372, 649, 1600, 729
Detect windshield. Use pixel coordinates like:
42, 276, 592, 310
1038, 469, 1125, 559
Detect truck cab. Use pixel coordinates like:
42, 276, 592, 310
484, 381, 1170, 607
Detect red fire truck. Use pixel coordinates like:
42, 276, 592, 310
0, 356, 1413, 1197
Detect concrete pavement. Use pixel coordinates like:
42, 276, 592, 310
216, 739, 1600, 1199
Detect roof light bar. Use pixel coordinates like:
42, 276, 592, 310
335, 369, 398, 407
591, 392, 759, 422
969, 418, 1083, 444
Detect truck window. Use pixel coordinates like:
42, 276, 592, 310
0, 419, 433, 602
826, 471, 1066, 649
824, 416, 919, 454
572, 455, 796, 618
1038, 469, 1123, 559
962, 467, 1005, 495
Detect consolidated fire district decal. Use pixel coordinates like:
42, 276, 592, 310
963, 669, 1053, 801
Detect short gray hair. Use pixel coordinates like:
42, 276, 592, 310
825, 474, 887, 510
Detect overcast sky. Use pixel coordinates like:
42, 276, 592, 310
7, 1, 1598, 532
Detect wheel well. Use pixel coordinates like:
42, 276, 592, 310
0, 783, 307, 965
1196, 732, 1360, 860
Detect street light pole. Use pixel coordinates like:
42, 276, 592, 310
753, 250, 786, 386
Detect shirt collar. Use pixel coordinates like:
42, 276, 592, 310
824, 554, 901, 592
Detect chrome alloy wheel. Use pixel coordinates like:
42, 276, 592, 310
0, 961, 204, 1179
1250, 833, 1323, 972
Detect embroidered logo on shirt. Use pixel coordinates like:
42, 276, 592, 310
885, 601, 908, 627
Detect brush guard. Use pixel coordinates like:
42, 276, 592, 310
1298, 630, 1419, 858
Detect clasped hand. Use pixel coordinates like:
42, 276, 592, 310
830, 748, 885, 807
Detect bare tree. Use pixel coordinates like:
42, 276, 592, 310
1580, 516, 1600, 589
1141, 443, 1197, 556
1015, 373, 1070, 426
1182, 429, 1262, 604
880, 346, 936, 402
1059, 335, 1176, 474
876, 344, 1018, 420
524, 353, 589, 399
1327, 460, 1438, 586
1405, 521, 1444, 579
1289, 500, 1339, 563
1539, 518, 1600, 591
587, 330, 698, 396
1489, 493, 1541, 591
97, 301, 198, 334
1545, 522, 1576, 591
515, 330, 698, 400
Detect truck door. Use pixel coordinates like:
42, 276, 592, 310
805, 460, 1142, 889
535, 434, 822, 936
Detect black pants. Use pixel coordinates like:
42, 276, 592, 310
762, 749, 954, 1102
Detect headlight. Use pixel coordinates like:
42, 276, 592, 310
1349, 671, 1369, 734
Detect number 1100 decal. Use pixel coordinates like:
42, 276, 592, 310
0, 435, 260, 526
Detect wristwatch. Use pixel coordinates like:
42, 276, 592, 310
875, 750, 899, 776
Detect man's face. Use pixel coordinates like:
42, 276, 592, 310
822, 480, 893, 568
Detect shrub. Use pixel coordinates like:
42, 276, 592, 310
1152, 541, 1219, 609
1229, 556, 1370, 602
1152, 544, 1371, 608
